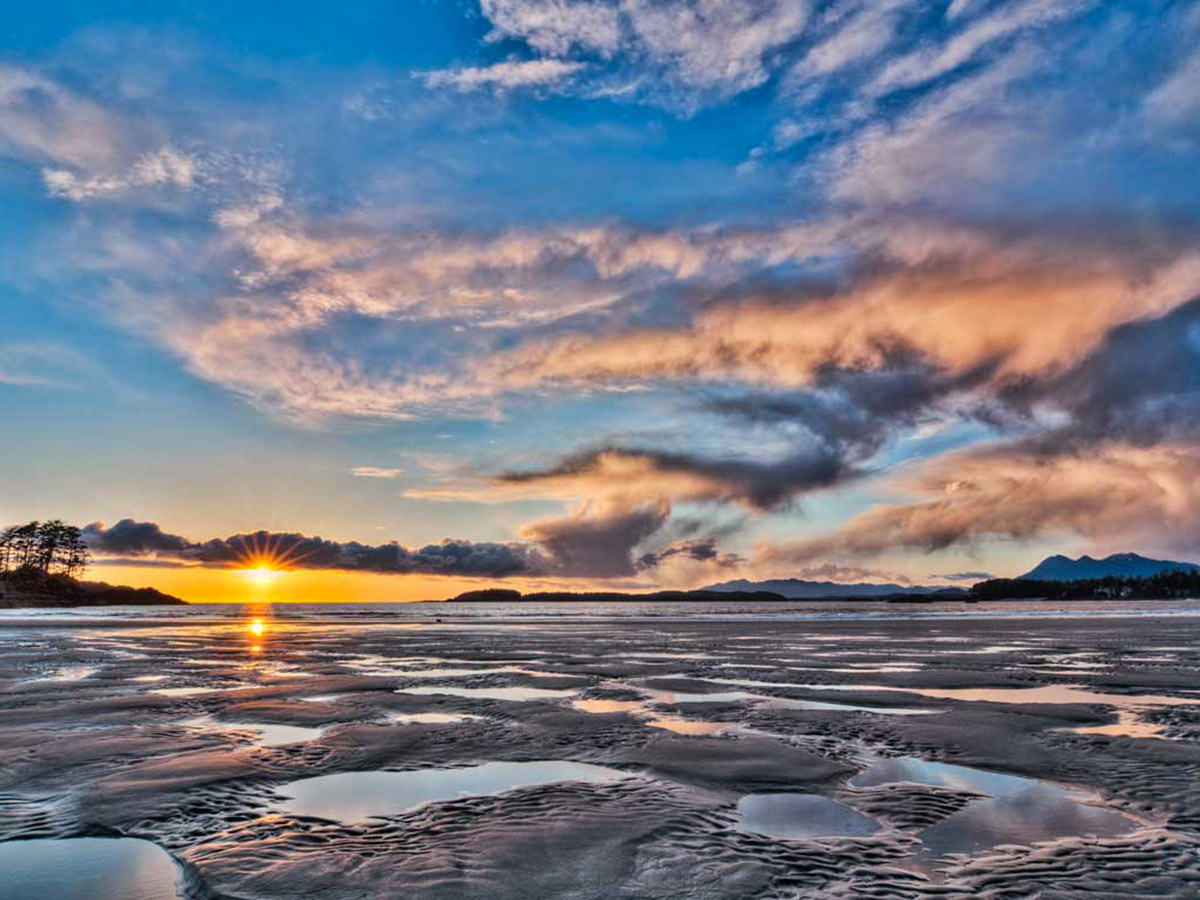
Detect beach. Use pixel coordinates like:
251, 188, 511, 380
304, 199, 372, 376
1, 602, 1199, 899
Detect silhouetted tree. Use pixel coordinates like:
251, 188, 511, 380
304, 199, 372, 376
2, 522, 41, 572
63, 527, 90, 578
0, 520, 89, 579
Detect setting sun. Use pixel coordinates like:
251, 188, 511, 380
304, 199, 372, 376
228, 531, 311, 588
242, 566, 279, 588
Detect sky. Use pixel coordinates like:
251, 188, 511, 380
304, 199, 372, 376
2, 0, 1200, 602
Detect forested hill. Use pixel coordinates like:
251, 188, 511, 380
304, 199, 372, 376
972, 570, 1200, 601
0, 568, 185, 608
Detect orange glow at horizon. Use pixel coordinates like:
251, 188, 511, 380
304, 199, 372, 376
240, 565, 281, 588
86, 560, 645, 604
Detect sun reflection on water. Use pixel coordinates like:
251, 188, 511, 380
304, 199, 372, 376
243, 612, 271, 657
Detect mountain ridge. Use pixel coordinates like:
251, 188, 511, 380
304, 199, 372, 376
1018, 552, 1200, 581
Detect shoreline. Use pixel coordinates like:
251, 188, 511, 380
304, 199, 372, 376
1, 599, 1199, 629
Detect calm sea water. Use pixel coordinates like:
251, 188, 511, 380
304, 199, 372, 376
2, 598, 1199, 623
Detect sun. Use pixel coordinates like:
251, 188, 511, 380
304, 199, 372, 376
229, 531, 309, 586
243, 565, 279, 588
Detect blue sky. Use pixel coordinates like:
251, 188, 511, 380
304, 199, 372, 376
3, 0, 1200, 598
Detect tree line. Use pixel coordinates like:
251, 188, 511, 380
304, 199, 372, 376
971, 569, 1200, 601
0, 520, 90, 580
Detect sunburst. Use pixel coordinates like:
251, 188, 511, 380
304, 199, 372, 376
230, 531, 311, 583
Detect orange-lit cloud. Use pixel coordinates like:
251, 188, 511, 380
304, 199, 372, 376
490, 237, 1200, 394
759, 442, 1200, 564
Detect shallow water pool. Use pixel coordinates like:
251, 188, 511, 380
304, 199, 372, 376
851, 756, 1139, 868
736, 794, 880, 839
0, 838, 184, 900
279, 760, 630, 821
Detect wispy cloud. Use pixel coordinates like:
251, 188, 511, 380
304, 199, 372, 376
936, 571, 995, 582
0, 342, 111, 389
417, 59, 587, 93
0, 65, 130, 170
43, 146, 198, 200
351, 466, 404, 478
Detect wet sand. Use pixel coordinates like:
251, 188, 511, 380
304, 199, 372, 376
1, 609, 1199, 898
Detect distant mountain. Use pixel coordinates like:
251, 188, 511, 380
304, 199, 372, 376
1018, 553, 1200, 581
701, 578, 964, 599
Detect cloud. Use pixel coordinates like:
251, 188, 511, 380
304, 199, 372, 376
84, 519, 191, 555
790, 563, 912, 585
518, 499, 669, 578
826, 48, 1040, 204
790, 0, 908, 80
474, 0, 812, 110
481, 0, 623, 57
91, 557, 193, 569
351, 466, 404, 479
635, 536, 742, 571
417, 59, 587, 93
758, 442, 1200, 563
79, 212, 859, 421
498, 444, 855, 511
486, 439, 860, 579
0, 65, 205, 205
0, 65, 130, 170
1143, 48, 1200, 129
82, 515, 713, 581
869, 0, 1088, 96
84, 519, 543, 578
0, 342, 112, 389
43, 146, 198, 201
995, 297, 1200, 448
936, 570, 994, 582
491, 225, 1200, 397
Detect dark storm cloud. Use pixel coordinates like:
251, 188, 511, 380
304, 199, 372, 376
84, 520, 543, 578
635, 537, 743, 572
84, 519, 191, 554
702, 359, 999, 450
83, 517, 721, 581
500, 443, 857, 512
518, 502, 670, 579
999, 296, 1200, 449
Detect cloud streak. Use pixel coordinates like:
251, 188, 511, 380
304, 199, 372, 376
418, 59, 587, 93
498, 444, 855, 511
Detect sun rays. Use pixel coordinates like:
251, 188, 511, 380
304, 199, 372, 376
231, 532, 311, 584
